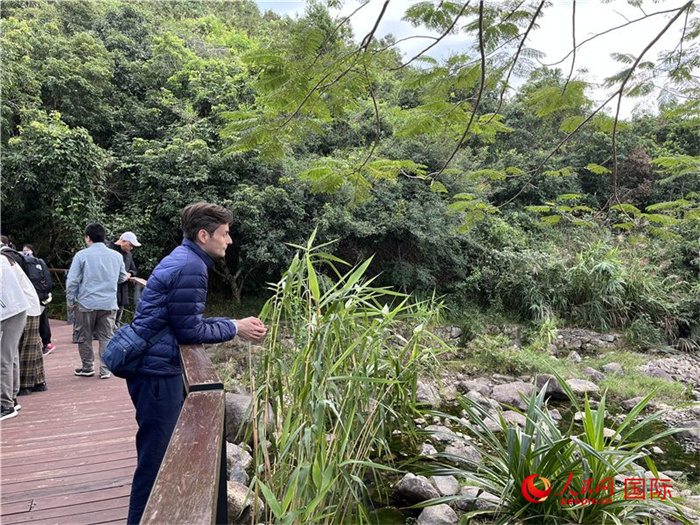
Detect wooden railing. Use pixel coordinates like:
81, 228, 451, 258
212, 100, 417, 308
141, 344, 228, 524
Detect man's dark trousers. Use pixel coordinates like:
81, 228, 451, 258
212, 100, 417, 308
126, 374, 184, 524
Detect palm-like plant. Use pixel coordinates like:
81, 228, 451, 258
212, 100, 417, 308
430, 377, 693, 524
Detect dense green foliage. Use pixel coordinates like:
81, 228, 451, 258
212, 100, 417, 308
2, 0, 699, 347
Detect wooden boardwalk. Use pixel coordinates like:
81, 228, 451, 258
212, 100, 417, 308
1, 319, 137, 524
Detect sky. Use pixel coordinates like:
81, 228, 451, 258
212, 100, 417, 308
255, 0, 695, 118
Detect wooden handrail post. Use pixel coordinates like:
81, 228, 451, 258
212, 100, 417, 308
141, 345, 228, 524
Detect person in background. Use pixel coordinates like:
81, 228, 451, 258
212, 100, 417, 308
22, 244, 55, 355
108, 232, 141, 326
66, 223, 127, 379
0, 247, 30, 420
125, 203, 266, 524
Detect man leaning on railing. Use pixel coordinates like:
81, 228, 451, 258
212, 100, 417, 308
124, 202, 267, 525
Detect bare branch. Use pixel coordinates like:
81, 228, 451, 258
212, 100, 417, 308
353, 60, 381, 176
562, 0, 577, 93
541, 6, 683, 68
371, 34, 439, 55
431, 0, 487, 180
391, 1, 471, 71
489, 0, 546, 121
309, 0, 372, 70
359, 0, 390, 51
609, 1, 693, 205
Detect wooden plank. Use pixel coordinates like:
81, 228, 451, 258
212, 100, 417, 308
142, 390, 225, 525
2, 448, 135, 476
27, 505, 129, 525
180, 344, 223, 390
2, 485, 131, 516
0, 320, 138, 524
2, 495, 130, 524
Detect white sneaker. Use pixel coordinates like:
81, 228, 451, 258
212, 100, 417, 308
0, 407, 18, 421
100, 372, 112, 379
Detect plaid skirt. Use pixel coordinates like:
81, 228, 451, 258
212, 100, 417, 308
19, 315, 46, 389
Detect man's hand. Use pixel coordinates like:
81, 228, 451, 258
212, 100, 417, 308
68, 303, 77, 310
125, 272, 132, 280
235, 317, 267, 341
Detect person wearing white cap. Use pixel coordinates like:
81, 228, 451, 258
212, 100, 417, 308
109, 232, 141, 326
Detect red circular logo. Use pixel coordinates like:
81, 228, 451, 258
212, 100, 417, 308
521, 474, 552, 503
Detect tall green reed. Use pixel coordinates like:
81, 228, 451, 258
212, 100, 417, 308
249, 233, 446, 524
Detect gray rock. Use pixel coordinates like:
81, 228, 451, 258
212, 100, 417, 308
662, 470, 683, 479
566, 378, 600, 395
225, 393, 273, 444
603, 428, 621, 442
491, 382, 533, 410
420, 442, 438, 456
440, 384, 459, 402
582, 367, 605, 382
647, 366, 673, 381
450, 327, 463, 340
568, 351, 582, 363
444, 442, 483, 466
425, 425, 460, 444
417, 381, 441, 407
677, 421, 700, 443
600, 334, 616, 343
457, 378, 492, 396
395, 473, 440, 504
549, 408, 563, 421
227, 481, 264, 525
455, 486, 499, 511
492, 373, 516, 383
602, 362, 623, 375
417, 504, 458, 525
534, 374, 567, 400
465, 389, 496, 409
226, 442, 252, 484
621, 396, 645, 411
503, 410, 527, 427
431, 475, 460, 496
651, 446, 664, 455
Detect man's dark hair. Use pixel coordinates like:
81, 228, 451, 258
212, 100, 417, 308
181, 202, 233, 241
23, 243, 36, 255
0, 235, 11, 247
85, 223, 106, 243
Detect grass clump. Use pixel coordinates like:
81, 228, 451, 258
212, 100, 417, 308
248, 234, 446, 524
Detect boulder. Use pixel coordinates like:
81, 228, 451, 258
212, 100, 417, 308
677, 421, 700, 443
455, 486, 499, 511
548, 408, 563, 421
431, 475, 460, 496
465, 389, 496, 409
227, 481, 264, 525
602, 362, 623, 375
395, 473, 440, 504
417, 504, 458, 525
444, 442, 483, 466
226, 442, 252, 484
582, 367, 605, 382
621, 396, 645, 411
568, 351, 582, 363
425, 425, 460, 444
566, 378, 600, 395
420, 442, 438, 456
534, 374, 567, 400
491, 382, 532, 410
417, 381, 441, 408
502, 410, 527, 428
225, 393, 273, 444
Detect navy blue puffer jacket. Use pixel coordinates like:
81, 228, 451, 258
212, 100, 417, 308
131, 238, 237, 376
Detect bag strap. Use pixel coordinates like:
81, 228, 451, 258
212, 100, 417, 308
146, 326, 170, 345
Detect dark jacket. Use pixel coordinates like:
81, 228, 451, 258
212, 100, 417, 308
131, 238, 237, 376
109, 242, 137, 307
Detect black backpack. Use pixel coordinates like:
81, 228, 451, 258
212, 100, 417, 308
22, 254, 52, 301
